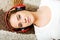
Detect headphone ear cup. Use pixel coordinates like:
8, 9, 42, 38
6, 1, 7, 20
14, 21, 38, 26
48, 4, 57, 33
15, 6, 25, 11
15, 4, 26, 12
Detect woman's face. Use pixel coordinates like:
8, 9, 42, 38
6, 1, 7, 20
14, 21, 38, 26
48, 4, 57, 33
9, 10, 34, 28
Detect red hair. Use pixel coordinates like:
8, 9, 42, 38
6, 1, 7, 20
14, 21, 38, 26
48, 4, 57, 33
5, 4, 34, 33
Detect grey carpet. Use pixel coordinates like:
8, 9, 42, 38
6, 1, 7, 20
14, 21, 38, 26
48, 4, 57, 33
0, 30, 36, 40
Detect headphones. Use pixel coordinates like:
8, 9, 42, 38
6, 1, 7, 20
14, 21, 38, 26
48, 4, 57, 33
5, 4, 32, 33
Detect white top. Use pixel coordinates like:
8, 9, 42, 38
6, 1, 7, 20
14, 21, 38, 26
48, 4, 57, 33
34, 0, 60, 40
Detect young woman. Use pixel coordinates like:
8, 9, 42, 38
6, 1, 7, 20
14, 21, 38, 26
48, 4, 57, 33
5, 0, 60, 40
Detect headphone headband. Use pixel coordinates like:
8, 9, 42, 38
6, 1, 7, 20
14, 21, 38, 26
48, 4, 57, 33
7, 4, 25, 13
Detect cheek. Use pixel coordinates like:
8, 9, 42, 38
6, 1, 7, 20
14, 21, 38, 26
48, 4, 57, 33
21, 14, 26, 19
21, 13, 30, 17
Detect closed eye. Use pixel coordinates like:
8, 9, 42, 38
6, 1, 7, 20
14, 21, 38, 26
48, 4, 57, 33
17, 15, 21, 20
18, 23, 22, 28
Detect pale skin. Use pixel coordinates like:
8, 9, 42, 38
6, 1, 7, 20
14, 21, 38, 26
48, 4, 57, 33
9, 6, 51, 28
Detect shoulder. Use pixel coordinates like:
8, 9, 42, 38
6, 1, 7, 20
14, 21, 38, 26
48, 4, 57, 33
37, 6, 51, 13
37, 6, 51, 27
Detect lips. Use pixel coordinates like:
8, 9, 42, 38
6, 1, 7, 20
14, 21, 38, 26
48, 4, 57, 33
26, 17, 31, 23
27, 17, 30, 23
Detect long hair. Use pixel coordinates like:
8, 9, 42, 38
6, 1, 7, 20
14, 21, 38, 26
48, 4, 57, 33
5, 4, 34, 33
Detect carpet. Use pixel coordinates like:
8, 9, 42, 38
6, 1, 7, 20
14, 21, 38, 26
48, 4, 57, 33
0, 30, 36, 40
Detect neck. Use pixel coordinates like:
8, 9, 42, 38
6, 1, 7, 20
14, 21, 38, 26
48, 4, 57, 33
31, 11, 39, 25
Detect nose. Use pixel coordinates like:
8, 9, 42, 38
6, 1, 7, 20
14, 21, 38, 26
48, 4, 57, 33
20, 18, 27, 23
